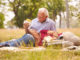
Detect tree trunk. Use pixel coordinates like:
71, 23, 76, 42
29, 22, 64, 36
65, 0, 70, 28
53, 12, 56, 21
59, 13, 61, 28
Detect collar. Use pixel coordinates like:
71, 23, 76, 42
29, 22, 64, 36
37, 18, 49, 23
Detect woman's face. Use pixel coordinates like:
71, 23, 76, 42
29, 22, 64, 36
37, 12, 47, 23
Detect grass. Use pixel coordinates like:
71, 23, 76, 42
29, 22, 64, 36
0, 28, 80, 60
0, 49, 80, 60
57, 28, 80, 37
0, 29, 25, 42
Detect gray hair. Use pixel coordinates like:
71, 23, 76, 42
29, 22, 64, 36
38, 8, 49, 17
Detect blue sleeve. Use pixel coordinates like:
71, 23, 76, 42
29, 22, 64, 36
50, 21, 56, 31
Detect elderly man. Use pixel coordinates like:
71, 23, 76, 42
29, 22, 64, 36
24, 8, 57, 46
0, 8, 56, 47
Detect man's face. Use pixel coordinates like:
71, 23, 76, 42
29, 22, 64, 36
37, 12, 47, 23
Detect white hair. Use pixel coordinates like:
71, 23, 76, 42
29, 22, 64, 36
38, 8, 49, 17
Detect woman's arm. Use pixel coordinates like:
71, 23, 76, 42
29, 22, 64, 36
27, 29, 40, 46
47, 30, 58, 39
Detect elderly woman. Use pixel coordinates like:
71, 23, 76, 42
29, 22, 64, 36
0, 8, 56, 47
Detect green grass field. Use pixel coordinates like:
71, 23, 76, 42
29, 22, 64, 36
0, 28, 80, 60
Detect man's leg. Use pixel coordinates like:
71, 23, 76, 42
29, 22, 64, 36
0, 41, 10, 47
9, 34, 35, 47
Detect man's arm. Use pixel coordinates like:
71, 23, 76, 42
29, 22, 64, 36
23, 23, 40, 46
27, 29, 40, 46
23, 22, 40, 46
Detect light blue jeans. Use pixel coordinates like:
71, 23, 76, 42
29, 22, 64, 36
0, 34, 35, 47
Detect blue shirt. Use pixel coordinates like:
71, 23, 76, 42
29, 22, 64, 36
29, 18, 56, 33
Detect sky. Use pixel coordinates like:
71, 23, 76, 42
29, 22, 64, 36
0, 0, 79, 28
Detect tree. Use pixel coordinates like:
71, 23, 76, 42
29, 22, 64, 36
46, 0, 65, 28
0, 0, 5, 28
65, 0, 70, 28
0, 12, 5, 28
69, 0, 80, 28
8, 0, 44, 27
77, 1, 80, 24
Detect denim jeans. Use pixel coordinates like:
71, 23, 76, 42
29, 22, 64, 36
0, 34, 35, 47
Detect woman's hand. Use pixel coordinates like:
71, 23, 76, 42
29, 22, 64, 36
47, 30, 58, 39
47, 31, 54, 35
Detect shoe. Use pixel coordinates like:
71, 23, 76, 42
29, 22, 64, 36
0, 44, 10, 48
0, 45, 4, 47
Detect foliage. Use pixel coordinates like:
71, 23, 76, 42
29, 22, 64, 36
77, 2, 80, 23
46, 0, 65, 21
77, 13, 80, 20
7, 0, 66, 27
69, 5, 78, 16
8, 0, 44, 27
77, 12, 80, 25
0, 0, 79, 28
0, 12, 5, 28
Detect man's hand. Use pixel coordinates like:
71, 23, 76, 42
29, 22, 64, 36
23, 21, 30, 33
